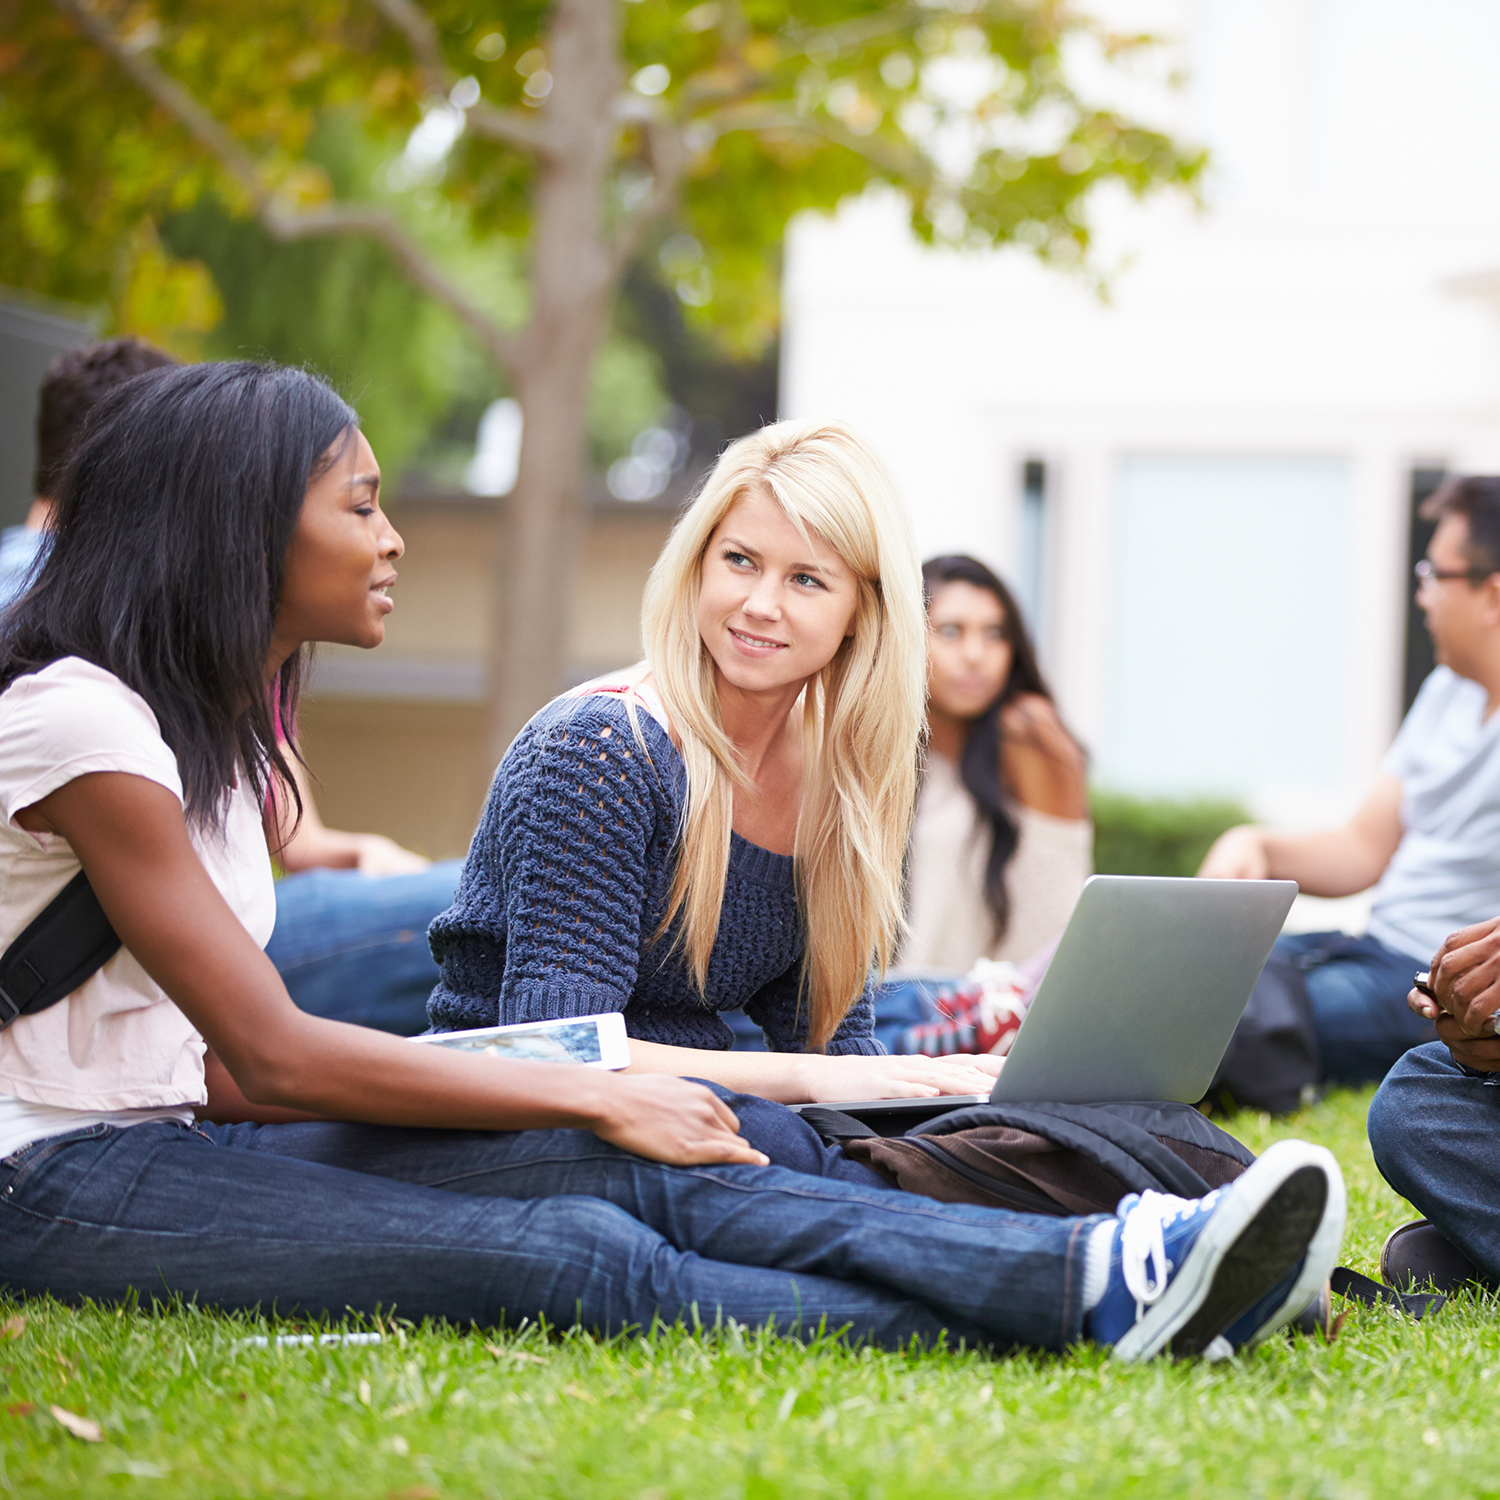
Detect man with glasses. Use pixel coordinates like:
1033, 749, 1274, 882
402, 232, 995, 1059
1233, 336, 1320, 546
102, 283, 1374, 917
1200, 475, 1500, 1087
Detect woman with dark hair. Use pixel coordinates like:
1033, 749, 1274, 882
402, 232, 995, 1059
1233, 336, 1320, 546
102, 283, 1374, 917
0, 362, 1341, 1362
899, 556, 1091, 974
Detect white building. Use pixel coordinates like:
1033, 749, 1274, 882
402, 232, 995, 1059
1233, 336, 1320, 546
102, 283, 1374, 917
782, 0, 1500, 830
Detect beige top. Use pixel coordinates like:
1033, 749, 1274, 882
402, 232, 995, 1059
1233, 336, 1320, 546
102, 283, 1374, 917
898, 749, 1093, 971
0, 658, 275, 1113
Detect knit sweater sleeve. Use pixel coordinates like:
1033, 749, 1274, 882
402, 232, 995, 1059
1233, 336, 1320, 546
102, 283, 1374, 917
426, 700, 662, 1032
743, 967, 886, 1056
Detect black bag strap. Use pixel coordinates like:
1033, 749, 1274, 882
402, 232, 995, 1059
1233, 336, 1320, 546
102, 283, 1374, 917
1330, 1266, 1446, 1321
0, 871, 121, 1031
797, 1107, 879, 1140
910, 1101, 1214, 1199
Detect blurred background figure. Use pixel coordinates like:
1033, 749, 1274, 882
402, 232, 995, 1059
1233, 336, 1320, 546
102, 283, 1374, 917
263, 753, 460, 1036
0, 338, 175, 611
1199, 477, 1500, 1086
4, 337, 455, 1035
902, 555, 1090, 972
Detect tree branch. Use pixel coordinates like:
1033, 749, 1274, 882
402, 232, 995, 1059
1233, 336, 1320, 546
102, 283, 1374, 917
697, 101, 934, 185
607, 103, 686, 281
366, 0, 448, 95
51, 0, 524, 377
367, 0, 548, 155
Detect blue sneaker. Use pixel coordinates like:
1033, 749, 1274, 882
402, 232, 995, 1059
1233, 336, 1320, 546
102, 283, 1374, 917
1216, 1155, 1347, 1354
1088, 1140, 1344, 1362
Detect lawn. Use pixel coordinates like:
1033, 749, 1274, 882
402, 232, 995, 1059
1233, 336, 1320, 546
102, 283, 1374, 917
2, 1088, 1496, 1499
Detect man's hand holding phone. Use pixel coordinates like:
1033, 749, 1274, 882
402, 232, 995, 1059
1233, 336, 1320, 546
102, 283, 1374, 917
1410, 915, 1500, 1069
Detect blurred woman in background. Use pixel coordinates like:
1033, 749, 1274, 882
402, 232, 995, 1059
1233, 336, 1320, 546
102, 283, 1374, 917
900, 555, 1091, 972
869, 556, 1091, 1057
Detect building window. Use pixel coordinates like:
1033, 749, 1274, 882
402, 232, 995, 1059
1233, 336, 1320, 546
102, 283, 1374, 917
1016, 458, 1047, 641
1099, 455, 1352, 802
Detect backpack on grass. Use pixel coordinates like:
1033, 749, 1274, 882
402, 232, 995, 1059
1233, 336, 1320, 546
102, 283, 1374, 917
800, 1099, 1443, 1326
803, 1099, 1254, 1213
1204, 945, 1322, 1116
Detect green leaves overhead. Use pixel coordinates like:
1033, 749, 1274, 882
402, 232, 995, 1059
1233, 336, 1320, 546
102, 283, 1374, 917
0, 0, 1200, 358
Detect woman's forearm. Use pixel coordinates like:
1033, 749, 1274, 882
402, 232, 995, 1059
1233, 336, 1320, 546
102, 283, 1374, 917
622, 1038, 999, 1104
625, 1038, 812, 1102
234, 1009, 625, 1128
199, 1042, 588, 1133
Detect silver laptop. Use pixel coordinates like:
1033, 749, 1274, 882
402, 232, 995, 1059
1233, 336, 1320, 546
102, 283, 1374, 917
793, 874, 1297, 1126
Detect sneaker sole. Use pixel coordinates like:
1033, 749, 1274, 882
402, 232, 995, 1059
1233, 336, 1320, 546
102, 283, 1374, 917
1237, 1148, 1348, 1348
1111, 1141, 1341, 1363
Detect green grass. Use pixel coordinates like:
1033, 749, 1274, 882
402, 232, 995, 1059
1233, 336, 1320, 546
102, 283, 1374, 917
3, 1089, 1497, 1498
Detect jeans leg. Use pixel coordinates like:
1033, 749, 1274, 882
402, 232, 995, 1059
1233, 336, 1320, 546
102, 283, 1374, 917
0, 1122, 950, 1347
220, 1115, 1098, 1351
267, 860, 462, 1035
1367, 1042, 1500, 1279
699, 1086, 890, 1190
1300, 934, 1435, 1085
722, 1009, 768, 1051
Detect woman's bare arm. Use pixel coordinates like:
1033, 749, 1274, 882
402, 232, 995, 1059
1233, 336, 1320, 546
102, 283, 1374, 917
1197, 776, 1403, 895
25, 772, 766, 1166
999, 694, 1089, 820
624, 1038, 1000, 1104
199, 1048, 324, 1124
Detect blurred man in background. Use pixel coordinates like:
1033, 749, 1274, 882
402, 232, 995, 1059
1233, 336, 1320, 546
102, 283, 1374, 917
3, 339, 457, 1033
1200, 476, 1500, 1085
0, 338, 176, 608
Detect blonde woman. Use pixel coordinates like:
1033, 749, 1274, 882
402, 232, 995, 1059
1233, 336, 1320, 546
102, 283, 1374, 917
428, 420, 998, 1109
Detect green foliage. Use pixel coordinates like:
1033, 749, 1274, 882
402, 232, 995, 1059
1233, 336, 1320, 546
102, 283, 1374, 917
164, 199, 491, 481
0, 0, 1204, 360
158, 113, 666, 480
1091, 789, 1250, 879
587, 332, 669, 468
3, 1089, 1492, 1498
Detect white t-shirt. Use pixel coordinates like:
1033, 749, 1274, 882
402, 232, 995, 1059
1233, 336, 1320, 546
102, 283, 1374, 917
1366, 666, 1500, 961
0, 657, 275, 1154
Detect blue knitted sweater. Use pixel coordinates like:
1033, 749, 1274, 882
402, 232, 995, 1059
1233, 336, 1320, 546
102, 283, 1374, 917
426, 694, 882, 1054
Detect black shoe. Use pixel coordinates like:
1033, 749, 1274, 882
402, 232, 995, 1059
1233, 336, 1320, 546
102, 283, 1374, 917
1381, 1220, 1496, 1294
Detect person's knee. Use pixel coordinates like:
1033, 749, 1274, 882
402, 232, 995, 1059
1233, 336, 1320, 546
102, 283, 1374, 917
515, 1193, 648, 1259
1366, 1070, 1411, 1186
1366, 1044, 1455, 1193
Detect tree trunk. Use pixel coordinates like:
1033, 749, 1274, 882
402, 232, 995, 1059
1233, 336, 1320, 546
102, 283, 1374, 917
483, 0, 621, 775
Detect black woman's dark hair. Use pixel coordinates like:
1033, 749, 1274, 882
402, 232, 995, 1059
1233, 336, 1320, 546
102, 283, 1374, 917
0, 360, 358, 829
921, 554, 1062, 945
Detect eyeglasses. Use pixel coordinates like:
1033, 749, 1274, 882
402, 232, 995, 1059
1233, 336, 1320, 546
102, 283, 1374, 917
1415, 559, 1494, 588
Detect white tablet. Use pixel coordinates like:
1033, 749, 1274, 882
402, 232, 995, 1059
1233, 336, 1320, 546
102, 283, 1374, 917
411, 1012, 631, 1070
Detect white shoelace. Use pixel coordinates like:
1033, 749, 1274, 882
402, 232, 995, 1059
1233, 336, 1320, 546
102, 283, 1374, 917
1118, 1190, 1206, 1320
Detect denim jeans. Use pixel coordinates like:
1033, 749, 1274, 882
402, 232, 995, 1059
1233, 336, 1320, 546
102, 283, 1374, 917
1272, 931, 1435, 1085
266, 861, 462, 1035
0, 1099, 1100, 1350
1367, 1041, 1500, 1279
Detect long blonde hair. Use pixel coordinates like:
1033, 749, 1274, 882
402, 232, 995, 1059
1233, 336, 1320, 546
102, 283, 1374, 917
640, 419, 926, 1049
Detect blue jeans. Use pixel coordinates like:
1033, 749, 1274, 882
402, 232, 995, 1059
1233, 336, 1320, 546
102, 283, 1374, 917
266, 861, 462, 1035
0, 1095, 1099, 1351
1367, 1041, 1500, 1279
1272, 931, 1434, 1085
